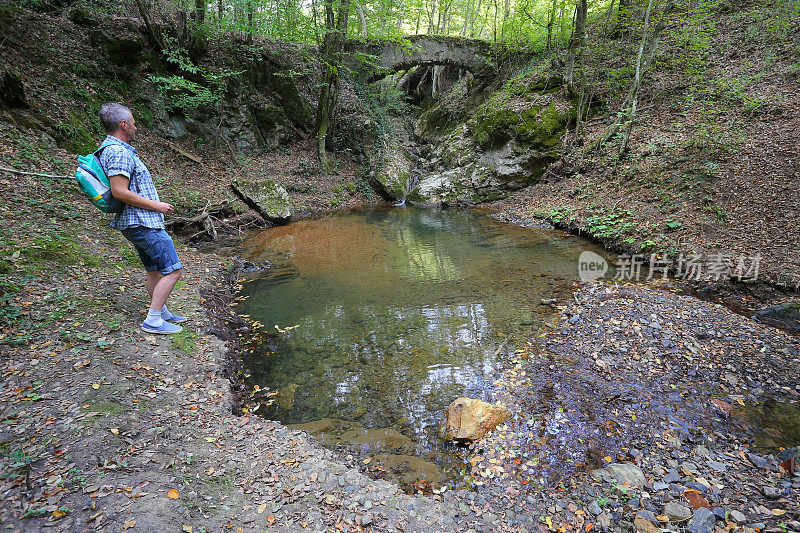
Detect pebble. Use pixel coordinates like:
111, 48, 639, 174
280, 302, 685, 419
587, 500, 602, 515
761, 486, 781, 499
730, 510, 748, 524
688, 507, 716, 529
663, 501, 692, 521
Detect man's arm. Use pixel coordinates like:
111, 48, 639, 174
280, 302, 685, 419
109, 175, 174, 215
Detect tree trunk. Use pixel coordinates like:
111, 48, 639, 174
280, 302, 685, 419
500, 0, 510, 39
194, 0, 206, 23
246, 0, 254, 44
315, 0, 352, 174
610, 0, 630, 38
545, 0, 557, 50
134, 0, 163, 51
591, 0, 675, 152
564, 0, 587, 86
356, 2, 368, 37
619, 0, 654, 153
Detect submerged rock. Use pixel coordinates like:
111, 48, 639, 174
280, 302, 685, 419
755, 301, 800, 331
338, 427, 415, 455
290, 418, 353, 446
275, 382, 299, 411
444, 397, 510, 442
373, 453, 444, 486
232, 178, 292, 223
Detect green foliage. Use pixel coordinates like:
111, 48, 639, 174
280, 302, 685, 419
0, 278, 21, 328
548, 206, 576, 224
585, 210, 635, 239
19, 231, 101, 268
150, 38, 241, 111
668, 0, 722, 76
149, 74, 219, 110
53, 109, 96, 155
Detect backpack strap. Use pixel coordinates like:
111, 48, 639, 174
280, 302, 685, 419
94, 142, 118, 156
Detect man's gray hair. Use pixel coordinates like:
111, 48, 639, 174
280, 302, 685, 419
99, 102, 132, 133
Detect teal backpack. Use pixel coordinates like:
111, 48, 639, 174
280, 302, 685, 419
75, 143, 124, 213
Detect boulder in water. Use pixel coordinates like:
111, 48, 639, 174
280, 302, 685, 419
444, 397, 510, 442
232, 178, 292, 223
339, 427, 415, 455
755, 301, 800, 331
275, 382, 299, 411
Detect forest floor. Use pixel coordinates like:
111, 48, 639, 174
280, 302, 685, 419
1, 128, 799, 532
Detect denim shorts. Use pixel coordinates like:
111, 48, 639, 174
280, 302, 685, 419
120, 226, 183, 275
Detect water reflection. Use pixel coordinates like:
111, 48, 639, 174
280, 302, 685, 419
236, 206, 611, 486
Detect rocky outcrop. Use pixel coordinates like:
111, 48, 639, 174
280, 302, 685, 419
444, 397, 510, 442
412, 80, 575, 205
368, 116, 417, 202
232, 178, 292, 223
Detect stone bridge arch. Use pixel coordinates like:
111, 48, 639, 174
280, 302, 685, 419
345, 35, 494, 82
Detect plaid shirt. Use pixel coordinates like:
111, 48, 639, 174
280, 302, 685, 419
98, 135, 165, 230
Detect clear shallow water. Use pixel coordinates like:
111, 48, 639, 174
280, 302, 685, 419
235, 206, 611, 487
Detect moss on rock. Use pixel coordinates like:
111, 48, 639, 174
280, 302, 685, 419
473, 97, 573, 151
513, 103, 574, 148
232, 178, 293, 223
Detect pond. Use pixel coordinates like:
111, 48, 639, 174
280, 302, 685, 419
234, 206, 612, 488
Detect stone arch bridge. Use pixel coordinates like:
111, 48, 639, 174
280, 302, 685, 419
344, 35, 494, 82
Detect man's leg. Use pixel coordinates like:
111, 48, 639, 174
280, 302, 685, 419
147, 271, 162, 298
147, 271, 186, 323
150, 269, 181, 310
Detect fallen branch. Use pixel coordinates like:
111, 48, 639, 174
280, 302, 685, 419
167, 143, 204, 165
0, 166, 71, 180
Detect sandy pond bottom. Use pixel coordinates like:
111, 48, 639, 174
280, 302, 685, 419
233, 206, 611, 488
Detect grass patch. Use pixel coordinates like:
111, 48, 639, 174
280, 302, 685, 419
18, 230, 102, 269
172, 330, 198, 354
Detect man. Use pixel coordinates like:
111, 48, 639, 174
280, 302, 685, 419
98, 102, 186, 334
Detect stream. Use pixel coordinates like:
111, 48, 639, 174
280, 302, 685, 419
233, 206, 612, 487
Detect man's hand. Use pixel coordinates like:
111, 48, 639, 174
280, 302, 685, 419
153, 202, 175, 215
109, 175, 174, 215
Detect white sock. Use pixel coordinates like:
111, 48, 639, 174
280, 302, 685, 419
161, 305, 171, 318
145, 308, 164, 327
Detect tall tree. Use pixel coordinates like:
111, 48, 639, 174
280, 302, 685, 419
564, 0, 587, 86
591, 0, 675, 152
314, 0, 352, 173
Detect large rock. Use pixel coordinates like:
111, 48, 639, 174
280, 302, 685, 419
232, 178, 292, 223
368, 116, 417, 202
413, 78, 575, 205
755, 302, 800, 331
604, 462, 647, 487
444, 397, 510, 442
